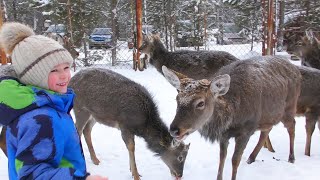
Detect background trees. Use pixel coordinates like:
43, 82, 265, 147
2, 0, 319, 50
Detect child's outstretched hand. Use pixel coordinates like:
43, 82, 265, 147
86, 175, 108, 180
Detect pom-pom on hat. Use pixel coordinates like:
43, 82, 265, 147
0, 22, 73, 90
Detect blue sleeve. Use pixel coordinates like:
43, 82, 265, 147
15, 113, 88, 180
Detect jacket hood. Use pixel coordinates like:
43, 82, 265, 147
0, 77, 74, 126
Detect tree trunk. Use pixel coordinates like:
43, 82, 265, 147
163, 0, 168, 49
276, 0, 285, 52
111, 0, 118, 66
12, 0, 17, 21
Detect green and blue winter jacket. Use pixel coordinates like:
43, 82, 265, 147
0, 77, 89, 180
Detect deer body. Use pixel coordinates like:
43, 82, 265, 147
256, 56, 320, 156
291, 65, 320, 156
163, 56, 301, 180
69, 68, 189, 180
139, 35, 239, 80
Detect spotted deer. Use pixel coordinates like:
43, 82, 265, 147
163, 56, 301, 180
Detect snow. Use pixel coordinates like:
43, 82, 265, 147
0, 45, 318, 180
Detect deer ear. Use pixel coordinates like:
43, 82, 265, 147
210, 74, 230, 97
162, 66, 181, 89
170, 138, 181, 149
305, 29, 315, 44
315, 36, 320, 49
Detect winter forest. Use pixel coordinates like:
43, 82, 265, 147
1, 0, 320, 180
1, 0, 319, 67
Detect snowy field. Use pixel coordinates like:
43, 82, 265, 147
1, 43, 320, 180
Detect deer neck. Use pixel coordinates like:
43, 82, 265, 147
149, 40, 169, 72
199, 97, 233, 142
151, 39, 168, 58
142, 117, 173, 155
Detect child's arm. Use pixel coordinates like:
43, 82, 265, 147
13, 114, 88, 179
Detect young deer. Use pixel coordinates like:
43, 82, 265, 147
163, 56, 301, 180
69, 68, 190, 180
139, 34, 239, 80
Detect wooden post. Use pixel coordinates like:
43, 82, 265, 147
136, 0, 143, 71
0, 1, 7, 65
266, 0, 275, 55
261, 0, 266, 55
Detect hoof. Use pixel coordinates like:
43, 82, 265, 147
288, 154, 295, 163
268, 147, 275, 153
92, 157, 100, 165
246, 158, 255, 164
133, 173, 142, 180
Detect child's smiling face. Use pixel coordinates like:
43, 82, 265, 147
48, 62, 71, 93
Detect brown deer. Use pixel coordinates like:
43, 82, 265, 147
139, 34, 239, 80
298, 29, 320, 69
284, 29, 320, 69
69, 68, 190, 180
265, 65, 320, 156
163, 56, 301, 180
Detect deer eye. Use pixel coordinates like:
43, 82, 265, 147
196, 101, 205, 109
177, 155, 184, 163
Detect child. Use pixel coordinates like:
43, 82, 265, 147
0, 22, 107, 180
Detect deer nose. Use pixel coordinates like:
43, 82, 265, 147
170, 127, 180, 137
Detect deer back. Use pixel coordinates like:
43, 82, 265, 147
164, 56, 301, 141
69, 68, 156, 130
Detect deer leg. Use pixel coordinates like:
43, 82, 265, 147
247, 128, 272, 164
231, 134, 251, 180
0, 127, 7, 156
304, 113, 317, 156
121, 130, 141, 180
217, 138, 229, 180
263, 135, 275, 152
282, 116, 296, 163
83, 119, 100, 165
74, 107, 91, 137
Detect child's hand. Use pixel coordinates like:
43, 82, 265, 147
85, 175, 108, 180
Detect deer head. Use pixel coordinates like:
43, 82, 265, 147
139, 34, 153, 54
160, 140, 190, 178
162, 66, 230, 140
299, 29, 320, 68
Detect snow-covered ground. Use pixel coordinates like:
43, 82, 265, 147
1, 43, 319, 180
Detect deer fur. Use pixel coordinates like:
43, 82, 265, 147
163, 56, 301, 180
265, 65, 320, 156
69, 68, 190, 180
285, 29, 320, 69
296, 65, 320, 156
139, 34, 239, 80
299, 29, 320, 69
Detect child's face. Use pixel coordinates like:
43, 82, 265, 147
48, 63, 71, 93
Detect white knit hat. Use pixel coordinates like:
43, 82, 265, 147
0, 22, 73, 89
